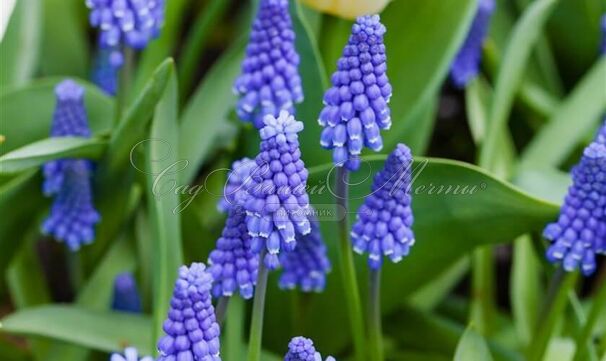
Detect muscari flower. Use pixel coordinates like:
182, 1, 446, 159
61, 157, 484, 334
244, 110, 312, 270
42, 80, 100, 251
209, 158, 259, 300
92, 45, 124, 96
234, 0, 303, 129
86, 0, 165, 50
279, 215, 331, 292
112, 273, 142, 313
450, 0, 495, 88
110, 347, 153, 361
157, 263, 222, 361
544, 142, 606, 275
351, 144, 415, 269
319, 15, 392, 171
284, 337, 336, 361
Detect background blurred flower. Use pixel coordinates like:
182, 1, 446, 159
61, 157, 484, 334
157, 263, 222, 361
244, 111, 312, 269
112, 273, 142, 313
86, 0, 165, 50
110, 347, 153, 361
284, 336, 335, 361
319, 15, 392, 171
301, 0, 390, 19
234, 0, 303, 129
279, 215, 331, 292
41, 80, 100, 251
544, 142, 606, 275
91, 46, 124, 96
450, 0, 496, 88
209, 158, 259, 300
351, 144, 415, 269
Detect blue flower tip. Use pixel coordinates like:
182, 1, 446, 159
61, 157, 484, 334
55, 80, 84, 101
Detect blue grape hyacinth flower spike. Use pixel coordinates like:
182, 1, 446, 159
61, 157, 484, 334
110, 347, 153, 361
450, 0, 495, 88
319, 15, 392, 171
279, 214, 331, 292
86, 0, 165, 50
243, 110, 312, 270
285, 337, 336, 361
157, 263, 222, 361
234, 0, 303, 129
112, 273, 142, 313
42, 80, 100, 251
544, 142, 606, 275
209, 158, 259, 300
351, 144, 415, 269
91, 45, 124, 96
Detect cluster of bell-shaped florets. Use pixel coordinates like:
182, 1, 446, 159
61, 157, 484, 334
351, 144, 415, 269
450, 0, 496, 87
319, 15, 392, 171
234, 0, 304, 129
279, 215, 331, 292
284, 337, 336, 361
111, 273, 142, 313
157, 263, 221, 361
86, 0, 165, 50
243, 111, 312, 269
42, 80, 100, 251
544, 142, 606, 275
209, 158, 259, 300
110, 347, 153, 361
92, 46, 124, 96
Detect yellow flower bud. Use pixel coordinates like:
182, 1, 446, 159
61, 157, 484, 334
300, 0, 391, 19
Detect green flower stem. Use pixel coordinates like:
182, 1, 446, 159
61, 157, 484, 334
470, 247, 495, 335
335, 167, 366, 361
215, 296, 230, 325
572, 280, 606, 361
247, 250, 269, 361
528, 269, 578, 361
369, 268, 384, 361
225, 296, 244, 361
115, 47, 135, 124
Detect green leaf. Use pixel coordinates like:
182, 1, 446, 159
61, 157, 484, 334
144, 65, 184, 343
0, 0, 42, 91
292, 0, 329, 166
0, 78, 114, 155
40, 0, 89, 78
45, 234, 138, 361
519, 57, 606, 169
454, 326, 495, 361
381, 0, 477, 152
0, 137, 107, 174
0, 172, 47, 279
480, 0, 559, 169
265, 157, 558, 353
0, 338, 29, 361
510, 236, 542, 348
178, 0, 232, 94
105, 59, 173, 174
513, 167, 570, 205
0, 306, 153, 355
179, 41, 245, 184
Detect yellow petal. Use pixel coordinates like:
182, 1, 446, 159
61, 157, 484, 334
301, 0, 391, 19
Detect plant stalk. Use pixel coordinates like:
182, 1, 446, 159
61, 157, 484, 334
335, 167, 366, 361
369, 268, 384, 361
572, 280, 606, 361
527, 268, 578, 361
247, 250, 269, 361
215, 296, 230, 325
470, 247, 495, 335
